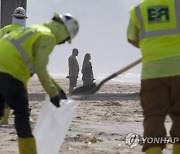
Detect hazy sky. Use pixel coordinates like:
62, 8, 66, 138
27, 0, 141, 77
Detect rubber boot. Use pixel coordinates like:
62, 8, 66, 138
145, 147, 162, 154
173, 144, 180, 154
18, 137, 37, 154
0, 108, 10, 124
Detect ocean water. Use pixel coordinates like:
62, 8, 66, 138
47, 73, 141, 84
95, 73, 141, 83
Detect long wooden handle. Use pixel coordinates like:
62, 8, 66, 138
94, 58, 142, 92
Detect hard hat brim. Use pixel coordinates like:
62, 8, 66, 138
12, 14, 27, 19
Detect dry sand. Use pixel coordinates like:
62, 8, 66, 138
0, 77, 173, 154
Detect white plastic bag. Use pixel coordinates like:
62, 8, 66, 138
33, 96, 79, 154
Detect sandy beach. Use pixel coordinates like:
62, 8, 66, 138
0, 77, 173, 154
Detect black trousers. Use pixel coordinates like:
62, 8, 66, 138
0, 72, 33, 138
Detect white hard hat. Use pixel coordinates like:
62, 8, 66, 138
12, 7, 27, 19
53, 13, 79, 43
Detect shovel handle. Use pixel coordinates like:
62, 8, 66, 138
95, 58, 142, 91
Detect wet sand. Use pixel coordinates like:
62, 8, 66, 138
0, 77, 173, 154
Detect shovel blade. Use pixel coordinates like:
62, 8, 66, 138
71, 83, 96, 95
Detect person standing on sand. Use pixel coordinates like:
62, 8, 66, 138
82, 53, 94, 86
0, 7, 28, 125
67, 48, 79, 93
0, 12, 79, 154
127, 0, 180, 153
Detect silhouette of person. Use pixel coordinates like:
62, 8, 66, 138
82, 53, 94, 86
67, 48, 79, 93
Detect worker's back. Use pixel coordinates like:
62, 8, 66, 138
0, 25, 55, 84
130, 0, 180, 79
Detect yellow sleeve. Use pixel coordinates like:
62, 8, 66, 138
127, 19, 139, 41
33, 35, 62, 98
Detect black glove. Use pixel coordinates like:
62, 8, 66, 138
50, 90, 67, 107
50, 95, 60, 107
59, 90, 67, 100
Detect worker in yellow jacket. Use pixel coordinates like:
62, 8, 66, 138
0, 7, 27, 125
0, 12, 79, 154
0, 7, 27, 37
127, 0, 180, 153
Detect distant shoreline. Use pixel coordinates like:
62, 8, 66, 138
30, 73, 141, 84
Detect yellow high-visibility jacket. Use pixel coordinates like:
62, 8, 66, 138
0, 23, 23, 38
130, 0, 180, 79
0, 21, 69, 97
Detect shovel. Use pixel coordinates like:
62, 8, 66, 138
71, 58, 141, 95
